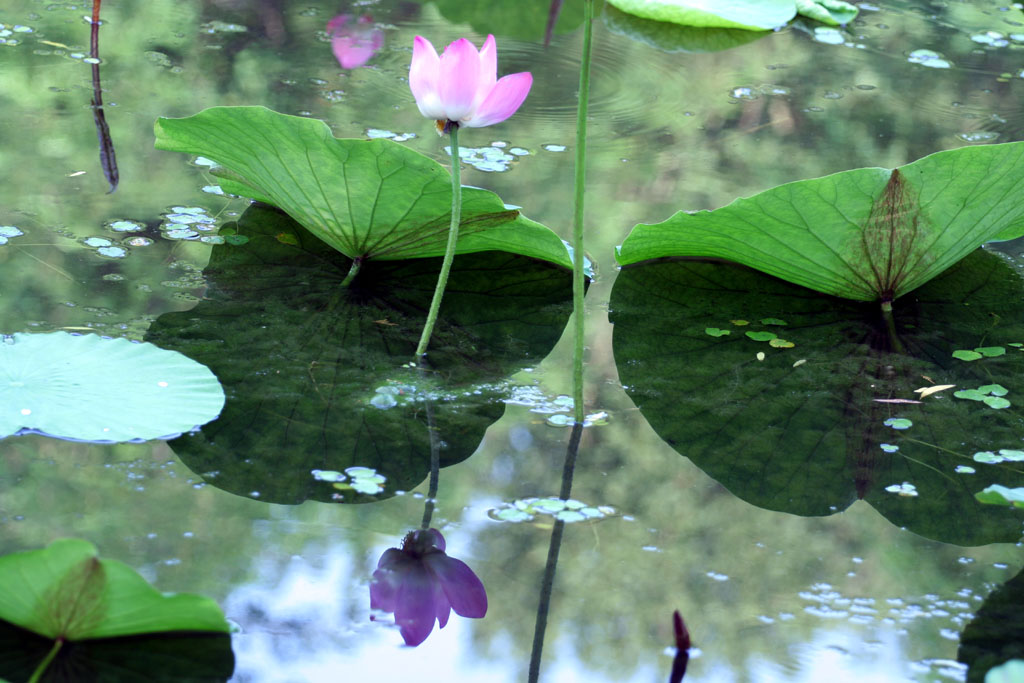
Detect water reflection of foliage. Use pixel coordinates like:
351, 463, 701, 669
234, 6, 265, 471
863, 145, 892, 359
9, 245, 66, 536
145, 204, 574, 504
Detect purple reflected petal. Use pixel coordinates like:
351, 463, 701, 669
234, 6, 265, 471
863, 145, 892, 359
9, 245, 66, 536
424, 528, 446, 552
425, 553, 488, 618
394, 563, 438, 646
370, 566, 399, 613
433, 579, 452, 629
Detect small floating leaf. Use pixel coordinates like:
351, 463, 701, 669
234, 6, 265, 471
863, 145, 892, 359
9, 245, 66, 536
953, 349, 984, 361
976, 346, 1006, 357
984, 396, 1011, 409
973, 451, 1002, 463
704, 327, 730, 337
760, 318, 787, 326
769, 338, 794, 348
745, 331, 777, 342
730, 319, 749, 326
955, 389, 987, 401
999, 449, 1024, 461
975, 485, 1024, 509
883, 417, 913, 430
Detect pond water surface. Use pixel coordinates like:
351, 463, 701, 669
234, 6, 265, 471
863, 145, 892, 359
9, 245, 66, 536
2, 0, 1024, 681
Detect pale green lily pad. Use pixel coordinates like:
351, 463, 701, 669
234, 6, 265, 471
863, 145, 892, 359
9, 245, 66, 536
954, 349, 984, 361
977, 346, 1007, 357
984, 396, 1012, 409
979, 384, 1009, 396
616, 143, 1024, 301
605, 0, 856, 30
154, 107, 573, 269
884, 417, 913, 430
0, 539, 230, 641
705, 327, 731, 337
1, 332, 225, 442
745, 331, 777, 342
975, 485, 1024, 509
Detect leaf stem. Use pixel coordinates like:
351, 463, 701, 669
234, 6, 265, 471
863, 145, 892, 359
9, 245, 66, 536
415, 125, 462, 359
340, 256, 362, 287
571, 0, 594, 424
879, 300, 905, 354
29, 637, 63, 683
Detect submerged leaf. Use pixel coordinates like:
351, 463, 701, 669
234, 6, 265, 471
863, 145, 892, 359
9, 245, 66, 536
616, 143, 1024, 302
605, 0, 796, 30
154, 107, 573, 269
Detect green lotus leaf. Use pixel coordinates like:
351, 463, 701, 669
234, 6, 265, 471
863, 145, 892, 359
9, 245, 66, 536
0, 539, 230, 640
795, 0, 858, 25
603, 3, 768, 53
413, 0, 586, 41
605, 0, 796, 30
154, 107, 573, 269
616, 143, 1024, 302
0, 332, 224, 443
609, 249, 1024, 546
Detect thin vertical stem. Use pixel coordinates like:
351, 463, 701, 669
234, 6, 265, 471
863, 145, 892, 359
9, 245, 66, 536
415, 125, 462, 359
527, 422, 583, 683
571, 0, 594, 424
28, 638, 63, 683
420, 374, 441, 529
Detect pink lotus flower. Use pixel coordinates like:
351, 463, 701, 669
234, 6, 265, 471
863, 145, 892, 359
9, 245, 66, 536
327, 14, 383, 69
409, 34, 532, 129
370, 528, 487, 646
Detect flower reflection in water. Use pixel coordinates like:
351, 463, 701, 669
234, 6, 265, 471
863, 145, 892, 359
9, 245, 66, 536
370, 528, 487, 646
326, 14, 383, 69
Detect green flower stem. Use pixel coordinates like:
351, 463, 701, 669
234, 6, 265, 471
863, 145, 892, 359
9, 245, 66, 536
420, 372, 441, 530
880, 300, 906, 354
415, 125, 462, 359
571, 0, 594, 424
29, 638, 63, 683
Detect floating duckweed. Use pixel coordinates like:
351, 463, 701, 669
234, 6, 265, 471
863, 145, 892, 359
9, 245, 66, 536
370, 386, 400, 409
0, 226, 25, 245
164, 228, 199, 240
813, 27, 846, 45
509, 147, 529, 156
975, 485, 1024, 509
444, 145, 517, 172
884, 417, 912, 430
972, 450, 1024, 464
760, 318, 787, 326
971, 31, 1009, 47
884, 482, 918, 497
97, 246, 128, 258
728, 86, 758, 100
542, 144, 567, 152
106, 219, 145, 232
746, 331, 777, 342
955, 465, 976, 474
730, 319, 749, 326
488, 496, 616, 524
908, 49, 951, 68
880, 443, 899, 453
954, 389, 986, 401
769, 339, 794, 348
199, 235, 225, 244
366, 128, 416, 142
975, 346, 1006, 357
952, 349, 983, 361
315, 466, 386, 495
546, 413, 572, 427
202, 185, 225, 195
984, 396, 1011, 409
958, 131, 1000, 143
123, 236, 153, 247
704, 327, 730, 337
83, 237, 112, 248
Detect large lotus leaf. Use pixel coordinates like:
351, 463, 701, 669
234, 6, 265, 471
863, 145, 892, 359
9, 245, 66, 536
0, 620, 233, 683
959, 567, 1024, 682
414, 0, 586, 40
0, 332, 224, 443
606, 0, 856, 28
605, 0, 796, 30
0, 539, 230, 641
616, 143, 1024, 302
609, 249, 1024, 545
154, 107, 572, 269
145, 205, 575, 504
603, 3, 767, 53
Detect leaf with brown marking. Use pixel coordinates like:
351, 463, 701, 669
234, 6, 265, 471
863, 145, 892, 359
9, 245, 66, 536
617, 142, 1024, 302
